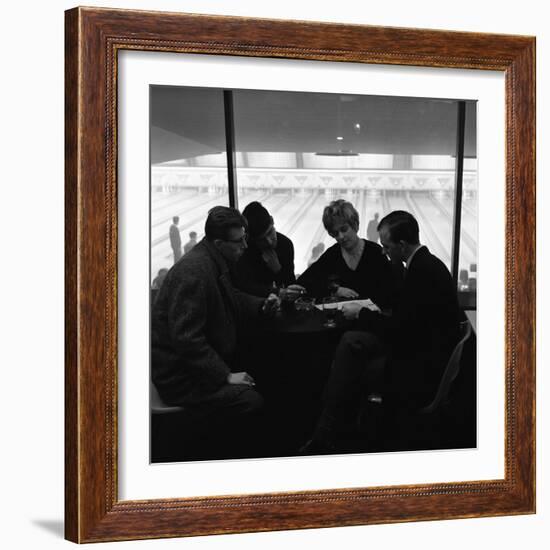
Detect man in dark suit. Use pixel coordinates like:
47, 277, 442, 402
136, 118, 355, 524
169, 216, 182, 264
304, 210, 460, 451
232, 201, 297, 297
152, 206, 278, 424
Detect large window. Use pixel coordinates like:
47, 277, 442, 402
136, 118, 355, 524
150, 86, 477, 307
150, 87, 229, 279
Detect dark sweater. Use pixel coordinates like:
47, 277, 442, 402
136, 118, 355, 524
232, 232, 296, 297
354, 246, 460, 407
297, 239, 396, 308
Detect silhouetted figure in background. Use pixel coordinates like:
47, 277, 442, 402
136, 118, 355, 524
184, 231, 198, 255
307, 242, 326, 267
366, 212, 380, 243
152, 268, 168, 290
169, 216, 182, 264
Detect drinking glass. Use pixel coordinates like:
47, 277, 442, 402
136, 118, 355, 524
295, 296, 315, 313
321, 296, 340, 328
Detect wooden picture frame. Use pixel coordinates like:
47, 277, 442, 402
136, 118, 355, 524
65, 6, 535, 543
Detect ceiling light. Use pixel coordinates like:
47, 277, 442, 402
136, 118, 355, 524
315, 150, 359, 157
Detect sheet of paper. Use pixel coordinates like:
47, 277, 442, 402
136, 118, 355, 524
314, 298, 380, 312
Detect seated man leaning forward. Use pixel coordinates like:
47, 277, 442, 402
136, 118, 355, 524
151, 206, 279, 424
303, 210, 460, 452
232, 201, 298, 297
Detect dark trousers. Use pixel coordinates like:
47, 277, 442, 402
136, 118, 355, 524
185, 383, 264, 422
318, 330, 386, 434
152, 384, 264, 461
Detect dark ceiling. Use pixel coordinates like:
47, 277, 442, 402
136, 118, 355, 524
150, 86, 477, 165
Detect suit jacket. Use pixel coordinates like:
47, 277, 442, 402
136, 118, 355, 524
151, 239, 263, 405
356, 246, 460, 408
232, 232, 296, 297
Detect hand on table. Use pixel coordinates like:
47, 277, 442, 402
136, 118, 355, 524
342, 302, 383, 321
286, 284, 306, 295
262, 293, 280, 316
335, 286, 359, 299
227, 372, 256, 387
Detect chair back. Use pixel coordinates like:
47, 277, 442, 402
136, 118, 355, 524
419, 320, 472, 415
150, 382, 185, 415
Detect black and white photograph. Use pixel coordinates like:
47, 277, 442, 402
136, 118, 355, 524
3, 0, 544, 547
149, 86, 478, 462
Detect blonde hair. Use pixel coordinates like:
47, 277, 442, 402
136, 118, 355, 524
322, 199, 359, 233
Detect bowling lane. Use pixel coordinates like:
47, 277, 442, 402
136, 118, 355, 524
387, 192, 451, 268
285, 192, 330, 276
151, 189, 229, 244
438, 196, 477, 272
151, 190, 307, 278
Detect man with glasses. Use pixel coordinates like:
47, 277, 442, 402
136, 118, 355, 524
233, 201, 299, 297
152, 206, 279, 450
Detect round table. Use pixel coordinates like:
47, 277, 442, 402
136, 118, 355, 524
245, 306, 351, 455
